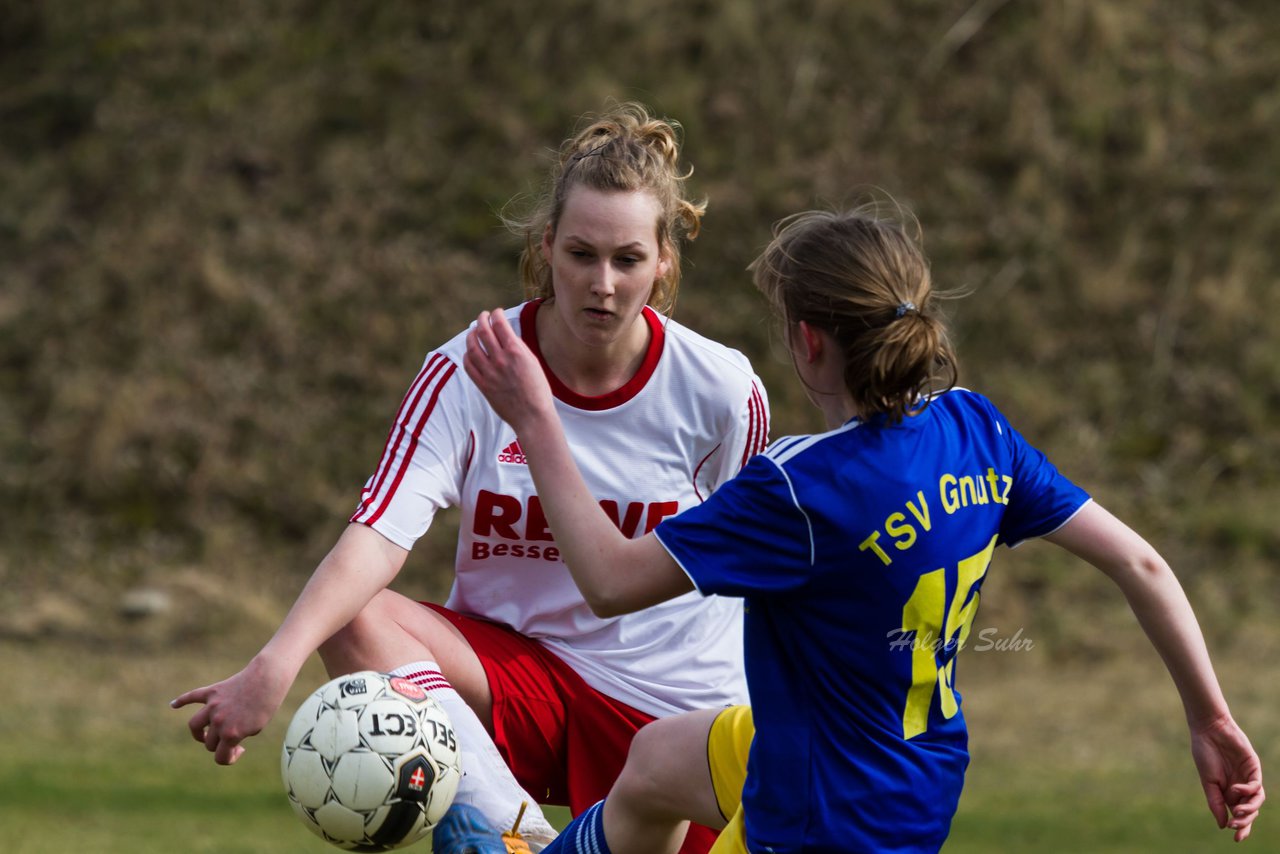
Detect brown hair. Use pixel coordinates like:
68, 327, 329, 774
509, 103, 706, 315
751, 202, 959, 423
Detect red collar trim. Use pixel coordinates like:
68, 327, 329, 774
519, 298, 665, 411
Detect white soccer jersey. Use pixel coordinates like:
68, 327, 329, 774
351, 300, 769, 717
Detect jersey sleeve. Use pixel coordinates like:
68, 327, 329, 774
656, 454, 813, 597
995, 413, 1091, 548
695, 375, 771, 497
349, 353, 472, 550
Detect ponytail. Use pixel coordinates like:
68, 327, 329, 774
751, 204, 959, 424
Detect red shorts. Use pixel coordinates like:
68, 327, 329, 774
425, 603, 717, 854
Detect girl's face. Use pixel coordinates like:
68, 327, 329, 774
541, 186, 670, 354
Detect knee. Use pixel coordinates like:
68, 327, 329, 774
613, 718, 691, 820
336, 588, 398, 635
317, 589, 401, 659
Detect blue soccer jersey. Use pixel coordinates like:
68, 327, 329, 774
654, 389, 1090, 853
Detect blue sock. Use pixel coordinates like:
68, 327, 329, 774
541, 799, 613, 854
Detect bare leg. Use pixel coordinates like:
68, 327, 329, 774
318, 589, 495, 725
603, 709, 727, 854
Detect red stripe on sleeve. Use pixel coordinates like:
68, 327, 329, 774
359, 361, 459, 527
739, 383, 766, 471
752, 382, 770, 455
738, 394, 755, 471
351, 355, 450, 523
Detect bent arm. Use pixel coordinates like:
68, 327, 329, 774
501, 403, 691, 616
172, 523, 408, 764
1044, 501, 1264, 840
463, 308, 693, 617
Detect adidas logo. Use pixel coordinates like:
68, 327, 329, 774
497, 440, 526, 465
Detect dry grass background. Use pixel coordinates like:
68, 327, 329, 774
1, 0, 1278, 848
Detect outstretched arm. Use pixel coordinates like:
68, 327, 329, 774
171, 523, 408, 764
462, 308, 693, 617
1044, 501, 1264, 841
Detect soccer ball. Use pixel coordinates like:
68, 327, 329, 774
281, 671, 462, 850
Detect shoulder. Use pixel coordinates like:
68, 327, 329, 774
928, 385, 994, 413
654, 313, 764, 419
657, 312, 758, 382
926, 387, 1015, 440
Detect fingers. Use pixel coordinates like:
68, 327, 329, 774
215, 737, 246, 766
1231, 808, 1258, 843
490, 306, 517, 345
186, 704, 213, 744
472, 308, 517, 356
170, 686, 210, 709
1228, 781, 1265, 824
473, 310, 498, 356
1227, 773, 1265, 810
195, 709, 251, 765
173, 687, 217, 746
463, 329, 494, 389
196, 719, 246, 766
1229, 794, 1261, 820
1228, 780, 1264, 809
464, 308, 525, 389
171, 683, 247, 764
465, 311, 496, 364
1205, 782, 1230, 828
1225, 779, 1265, 842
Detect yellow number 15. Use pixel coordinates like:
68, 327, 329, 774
900, 535, 997, 740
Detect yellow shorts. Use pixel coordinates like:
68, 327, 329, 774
707, 705, 754, 854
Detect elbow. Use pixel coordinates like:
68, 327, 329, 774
584, 590, 629, 620
1106, 548, 1174, 592
576, 578, 639, 619
1138, 551, 1172, 579
1131, 546, 1172, 580
563, 553, 636, 618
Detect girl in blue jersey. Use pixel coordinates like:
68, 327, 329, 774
464, 203, 1264, 853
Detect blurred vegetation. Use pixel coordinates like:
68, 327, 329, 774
3, 0, 1278, 652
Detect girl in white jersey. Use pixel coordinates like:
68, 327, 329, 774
172, 103, 768, 854
464, 202, 1264, 853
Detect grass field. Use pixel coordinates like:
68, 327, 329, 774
3, 628, 1273, 853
